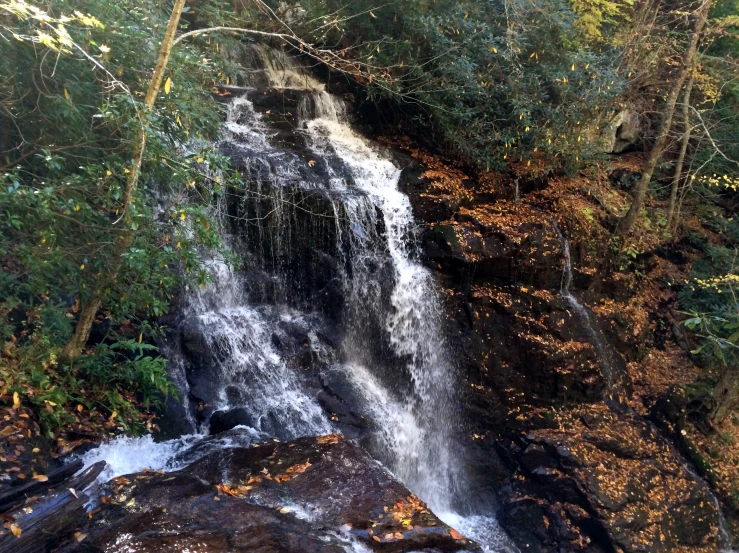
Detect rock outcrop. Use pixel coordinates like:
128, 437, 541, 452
395, 146, 723, 553
60, 432, 479, 553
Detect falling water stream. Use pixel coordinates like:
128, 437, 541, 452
80, 49, 512, 552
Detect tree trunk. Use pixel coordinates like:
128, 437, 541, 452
711, 368, 739, 424
615, 0, 712, 237
60, 0, 187, 362
666, 64, 695, 232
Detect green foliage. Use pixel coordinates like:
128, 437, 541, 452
281, 0, 627, 170
570, 0, 634, 41
0, 0, 241, 433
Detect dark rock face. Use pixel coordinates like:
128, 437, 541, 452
396, 149, 722, 553
496, 406, 719, 553
209, 407, 257, 434
62, 433, 480, 553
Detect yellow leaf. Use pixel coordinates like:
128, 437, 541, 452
80, 264, 85, 270
64, 88, 70, 100
164, 77, 172, 94
10, 523, 21, 538
571, 64, 575, 71
106, 170, 112, 176
180, 212, 186, 221
33, 474, 49, 482
77, 404, 84, 412
138, 333, 142, 343
370, 11, 376, 18
13, 392, 19, 408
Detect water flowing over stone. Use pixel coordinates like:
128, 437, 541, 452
553, 220, 618, 391
81, 47, 510, 551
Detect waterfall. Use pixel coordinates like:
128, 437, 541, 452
553, 220, 617, 390
300, 92, 460, 511
79, 51, 513, 552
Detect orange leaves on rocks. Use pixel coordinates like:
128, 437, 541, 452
316, 433, 341, 445
216, 483, 252, 498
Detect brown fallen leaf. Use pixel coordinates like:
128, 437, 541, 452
316, 434, 340, 445
32, 474, 49, 482
10, 523, 21, 538
450, 528, 464, 540
372, 536, 381, 542
74, 531, 87, 542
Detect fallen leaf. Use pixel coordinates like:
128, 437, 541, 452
450, 528, 464, 540
13, 392, 19, 408
74, 532, 87, 542
164, 77, 172, 94
32, 475, 49, 482
10, 523, 21, 538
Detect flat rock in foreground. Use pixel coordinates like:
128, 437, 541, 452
63, 433, 480, 553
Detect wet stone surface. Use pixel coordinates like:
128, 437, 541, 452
59, 432, 480, 553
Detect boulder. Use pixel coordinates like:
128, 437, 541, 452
209, 408, 258, 434
496, 405, 720, 553
602, 109, 641, 154
59, 432, 480, 553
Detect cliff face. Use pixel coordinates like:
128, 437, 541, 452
394, 143, 724, 552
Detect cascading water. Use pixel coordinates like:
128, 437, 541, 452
300, 92, 460, 509
80, 47, 513, 552
553, 220, 617, 390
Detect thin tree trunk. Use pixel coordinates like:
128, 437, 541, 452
60, 0, 187, 362
667, 64, 695, 231
615, 0, 712, 237
711, 368, 739, 424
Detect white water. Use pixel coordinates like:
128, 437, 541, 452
80, 53, 510, 551
553, 221, 616, 389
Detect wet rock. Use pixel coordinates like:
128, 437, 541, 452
209, 408, 257, 434
61, 433, 481, 553
496, 405, 720, 553
421, 204, 565, 290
